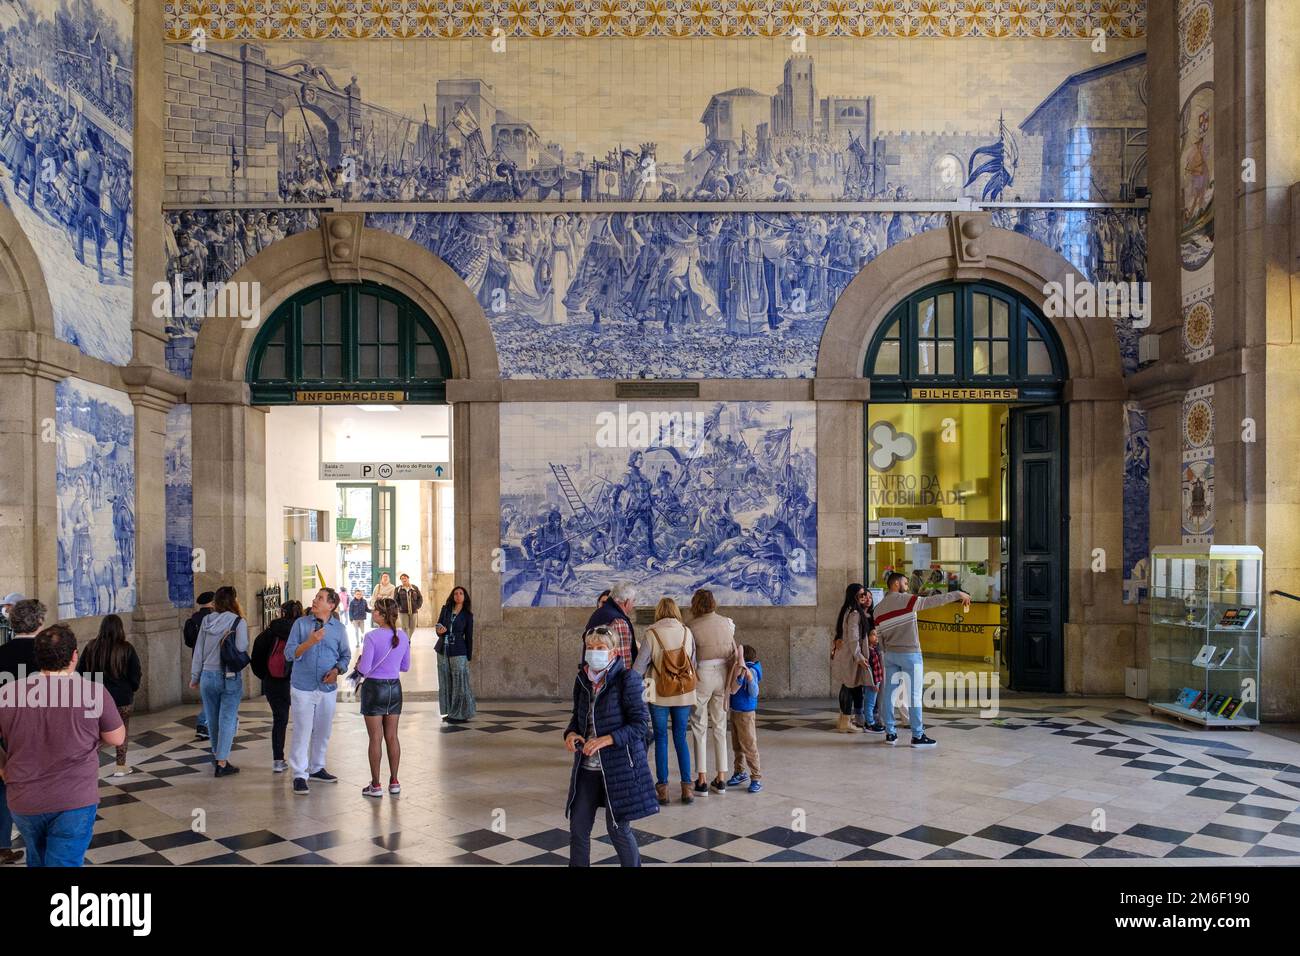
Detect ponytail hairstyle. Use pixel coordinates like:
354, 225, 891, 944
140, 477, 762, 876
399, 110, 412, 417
373, 597, 401, 649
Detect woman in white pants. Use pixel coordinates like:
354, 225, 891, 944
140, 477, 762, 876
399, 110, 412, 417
686, 589, 742, 795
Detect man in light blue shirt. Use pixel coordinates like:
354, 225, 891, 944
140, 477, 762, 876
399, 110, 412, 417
284, 587, 350, 794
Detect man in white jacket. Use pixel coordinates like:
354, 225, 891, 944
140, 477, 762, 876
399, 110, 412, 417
872, 572, 969, 748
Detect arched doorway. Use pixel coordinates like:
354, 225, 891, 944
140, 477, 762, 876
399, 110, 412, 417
863, 280, 1068, 692
817, 213, 1131, 697
186, 218, 501, 684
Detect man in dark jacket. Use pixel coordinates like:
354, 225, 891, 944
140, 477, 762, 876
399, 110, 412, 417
564, 627, 657, 867
395, 574, 423, 637
184, 591, 215, 740
582, 581, 637, 668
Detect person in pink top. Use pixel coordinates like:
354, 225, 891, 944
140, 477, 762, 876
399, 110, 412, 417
353, 597, 410, 798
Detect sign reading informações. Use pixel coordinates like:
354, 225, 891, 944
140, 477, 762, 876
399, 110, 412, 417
320, 461, 452, 481
295, 390, 407, 404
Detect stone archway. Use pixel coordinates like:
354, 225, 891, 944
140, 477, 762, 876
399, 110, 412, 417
187, 217, 503, 661
814, 213, 1135, 695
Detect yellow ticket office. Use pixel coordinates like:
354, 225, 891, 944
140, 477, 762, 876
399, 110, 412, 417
863, 282, 1067, 693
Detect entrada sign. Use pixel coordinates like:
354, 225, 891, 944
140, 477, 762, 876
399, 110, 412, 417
910, 387, 1020, 400
294, 390, 407, 404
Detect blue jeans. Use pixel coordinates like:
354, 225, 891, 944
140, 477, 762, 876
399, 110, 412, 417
199, 671, 242, 761
863, 686, 879, 726
569, 769, 640, 867
650, 704, 692, 785
196, 701, 208, 733
883, 651, 925, 739
11, 804, 97, 867
0, 778, 12, 850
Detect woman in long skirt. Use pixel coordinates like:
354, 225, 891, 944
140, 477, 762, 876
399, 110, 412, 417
435, 585, 476, 723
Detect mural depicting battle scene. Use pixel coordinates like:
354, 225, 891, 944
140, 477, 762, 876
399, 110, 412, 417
55, 376, 135, 618
0, 0, 134, 365
163, 40, 1145, 206
500, 402, 815, 607
164, 206, 1146, 380
165, 403, 193, 608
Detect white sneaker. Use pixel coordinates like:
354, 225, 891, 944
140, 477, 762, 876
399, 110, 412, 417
272, 760, 288, 773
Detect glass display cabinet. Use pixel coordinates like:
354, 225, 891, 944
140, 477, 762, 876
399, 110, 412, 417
1148, 545, 1262, 729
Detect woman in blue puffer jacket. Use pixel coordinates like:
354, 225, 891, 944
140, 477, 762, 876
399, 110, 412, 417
564, 625, 659, 866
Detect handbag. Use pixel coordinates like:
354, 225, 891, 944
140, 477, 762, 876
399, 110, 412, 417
219, 620, 250, 674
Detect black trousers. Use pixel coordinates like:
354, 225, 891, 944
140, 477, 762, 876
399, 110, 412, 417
264, 679, 291, 761
569, 769, 640, 867
838, 685, 864, 716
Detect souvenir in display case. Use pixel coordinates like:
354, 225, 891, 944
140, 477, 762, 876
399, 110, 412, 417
1147, 545, 1261, 728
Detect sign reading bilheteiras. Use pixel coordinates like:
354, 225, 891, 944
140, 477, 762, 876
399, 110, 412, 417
910, 387, 1020, 401
294, 390, 407, 404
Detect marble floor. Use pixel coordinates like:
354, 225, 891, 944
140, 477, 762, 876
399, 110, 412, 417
34, 690, 1300, 867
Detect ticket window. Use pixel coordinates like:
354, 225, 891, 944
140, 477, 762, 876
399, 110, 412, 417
865, 403, 1008, 667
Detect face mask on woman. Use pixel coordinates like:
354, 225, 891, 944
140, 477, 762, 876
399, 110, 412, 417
585, 648, 611, 671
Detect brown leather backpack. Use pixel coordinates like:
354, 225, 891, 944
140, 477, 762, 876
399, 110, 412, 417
651, 623, 697, 698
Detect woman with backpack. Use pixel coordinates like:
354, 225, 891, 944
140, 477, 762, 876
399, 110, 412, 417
189, 586, 249, 777
250, 600, 303, 774
76, 614, 142, 777
354, 597, 411, 798
634, 597, 698, 806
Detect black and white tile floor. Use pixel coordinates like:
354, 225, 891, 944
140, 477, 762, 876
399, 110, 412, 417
29, 697, 1300, 866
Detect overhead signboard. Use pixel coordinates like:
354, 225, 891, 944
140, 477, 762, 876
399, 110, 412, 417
320, 461, 452, 481
295, 390, 407, 404
877, 517, 908, 538
909, 387, 1019, 401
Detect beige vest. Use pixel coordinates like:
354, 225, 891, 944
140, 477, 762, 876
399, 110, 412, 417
689, 612, 738, 663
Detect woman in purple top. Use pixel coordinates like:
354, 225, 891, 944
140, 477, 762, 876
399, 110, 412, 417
355, 597, 410, 798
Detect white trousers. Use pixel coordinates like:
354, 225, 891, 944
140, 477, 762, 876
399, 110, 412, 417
289, 687, 337, 780
690, 660, 730, 778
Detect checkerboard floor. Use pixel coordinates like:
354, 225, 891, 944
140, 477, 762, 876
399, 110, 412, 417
15, 695, 1300, 866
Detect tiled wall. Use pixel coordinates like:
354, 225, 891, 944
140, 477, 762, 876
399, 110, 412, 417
1177, 0, 1214, 544
500, 401, 816, 607
55, 376, 136, 618
0, 0, 135, 365
165, 403, 194, 608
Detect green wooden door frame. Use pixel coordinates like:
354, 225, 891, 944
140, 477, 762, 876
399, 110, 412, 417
245, 280, 452, 404
337, 483, 397, 591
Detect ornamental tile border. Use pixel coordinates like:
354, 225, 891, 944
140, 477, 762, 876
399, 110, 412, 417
164, 1, 1147, 42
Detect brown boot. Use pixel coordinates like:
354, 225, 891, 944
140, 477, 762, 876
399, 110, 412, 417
680, 782, 695, 804
655, 783, 670, 806
836, 713, 854, 733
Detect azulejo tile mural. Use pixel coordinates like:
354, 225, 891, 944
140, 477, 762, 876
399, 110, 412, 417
500, 401, 816, 607
163, 42, 1145, 204
55, 376, 136, 619
0, 0, 134, 365
165, 206, 1146, 380
165, 403, 195, 608
164, 1, 1147, 41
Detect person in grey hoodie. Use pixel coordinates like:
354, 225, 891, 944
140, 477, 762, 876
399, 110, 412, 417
188, 586, 249, 776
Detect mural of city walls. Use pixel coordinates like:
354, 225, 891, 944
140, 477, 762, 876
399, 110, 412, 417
0, 0, 134, 365
500, 401, 815, 607
56, 375, 135, 618
162, 39, 1145, 205
163, 206, 1148, 381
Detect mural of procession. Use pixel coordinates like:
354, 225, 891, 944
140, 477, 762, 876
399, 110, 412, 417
55, 376, 135, 619
499, 402, 816, 608
0, 0, 134, 365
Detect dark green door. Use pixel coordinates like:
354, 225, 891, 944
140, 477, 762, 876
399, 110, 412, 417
1009, 405, 1066, 692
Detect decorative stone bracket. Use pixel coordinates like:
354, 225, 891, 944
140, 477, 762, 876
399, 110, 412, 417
322, 212, 365, 283
949, 211, 991, 270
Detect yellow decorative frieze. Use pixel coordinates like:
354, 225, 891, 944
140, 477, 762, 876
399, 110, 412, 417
164, 1, 1146, 42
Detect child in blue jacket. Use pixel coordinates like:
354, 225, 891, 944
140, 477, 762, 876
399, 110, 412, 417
726, 644, 763, 793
